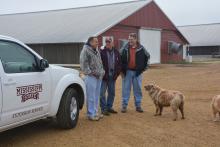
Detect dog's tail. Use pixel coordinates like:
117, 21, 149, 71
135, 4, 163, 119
212, 96, 220, 112
180, 94, 185, 102
180, 94, 185, 106
173, 93, 184, 108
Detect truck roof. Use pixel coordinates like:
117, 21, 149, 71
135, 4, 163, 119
0, 35, 43, 59
0, 35, 20, 42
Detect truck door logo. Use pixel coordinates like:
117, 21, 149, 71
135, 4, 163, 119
16, 84, 43, 102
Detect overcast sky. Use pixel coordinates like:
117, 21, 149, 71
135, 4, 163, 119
0, 0, 220, 26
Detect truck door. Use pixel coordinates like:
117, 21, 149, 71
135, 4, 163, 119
0, 40, 51, 126
0, 72, 2, 121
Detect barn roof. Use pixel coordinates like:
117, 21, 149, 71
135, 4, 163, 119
178, 23, 220, 47
0, 0, 152, 44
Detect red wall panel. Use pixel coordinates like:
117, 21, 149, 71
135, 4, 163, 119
119, 2, 177, 31
161, 30, 185, 63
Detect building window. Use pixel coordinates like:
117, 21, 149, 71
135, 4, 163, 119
118, 39, 128, 50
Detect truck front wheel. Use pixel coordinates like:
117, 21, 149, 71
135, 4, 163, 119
57, 88, 79, 129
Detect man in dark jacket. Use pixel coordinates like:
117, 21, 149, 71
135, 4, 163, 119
120, 33, 150, 113
100, 37, 121, 115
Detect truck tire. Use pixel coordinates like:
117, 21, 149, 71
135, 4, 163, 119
57, 88, 79, 129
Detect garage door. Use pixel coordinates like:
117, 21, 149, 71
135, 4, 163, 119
139, 29, 161, 64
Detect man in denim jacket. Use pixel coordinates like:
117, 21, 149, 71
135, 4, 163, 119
80, 37, 105, 121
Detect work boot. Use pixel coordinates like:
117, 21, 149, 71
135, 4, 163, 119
136, 107, 144, 113
97, 113, 104, 119
88, 116, 100, 121
102, 110, 110, 116
108, 108, 118, 114
121, 107, 127, 113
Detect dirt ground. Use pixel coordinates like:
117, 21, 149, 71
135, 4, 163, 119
1, 63, 220, 147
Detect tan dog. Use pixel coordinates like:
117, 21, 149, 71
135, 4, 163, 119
211, 95, 220, 122
144, 84, 185, 121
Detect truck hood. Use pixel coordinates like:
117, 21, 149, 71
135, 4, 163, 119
49, 65, 79, 75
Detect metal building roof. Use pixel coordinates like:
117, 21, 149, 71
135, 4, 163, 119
178, 23, 220, 47
0, 0, 151, 44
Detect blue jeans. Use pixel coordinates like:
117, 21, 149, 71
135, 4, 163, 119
84, 75, 102, 118
122, 70, 143, 108
100, 75, 115, 112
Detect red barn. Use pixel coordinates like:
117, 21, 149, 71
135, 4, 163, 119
0, 0, 188, 64
99, 1, 189, 63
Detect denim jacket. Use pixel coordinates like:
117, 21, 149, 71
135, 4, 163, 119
80, 44, 105, 79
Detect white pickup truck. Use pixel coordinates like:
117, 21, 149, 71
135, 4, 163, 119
0, 35, 86, 132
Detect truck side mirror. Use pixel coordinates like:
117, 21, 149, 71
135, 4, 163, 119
39, 59, 49, 70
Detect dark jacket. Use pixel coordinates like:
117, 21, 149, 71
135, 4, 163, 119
100, 47, 122, 81
120, 43, 150, 76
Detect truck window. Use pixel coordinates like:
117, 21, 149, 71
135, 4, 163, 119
0, 40, 38, 73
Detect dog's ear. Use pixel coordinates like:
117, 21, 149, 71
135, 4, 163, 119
145, 84, 154, 91
149, 81, 155, 86
144, 85, 151, 91
144, 85, 148, 90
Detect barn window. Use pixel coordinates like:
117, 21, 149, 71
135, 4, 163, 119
118, 39, 128, 50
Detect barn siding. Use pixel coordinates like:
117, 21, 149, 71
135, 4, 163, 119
161, 30, 186, 63
119, 2, 176, 31
29, 43, 83, 64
